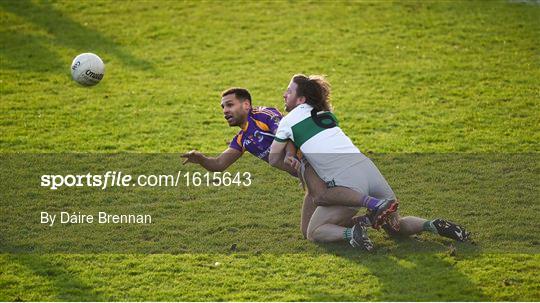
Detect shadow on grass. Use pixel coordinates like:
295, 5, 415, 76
4, 254, 104, 301
0, 0, 153, 72
314, 235, 488, 301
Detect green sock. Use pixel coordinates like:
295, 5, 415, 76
343, 228, 352, 240
423, 220, 438, 233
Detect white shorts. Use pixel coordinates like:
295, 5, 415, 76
301, 157, 396, 201
331, 158, 396, 200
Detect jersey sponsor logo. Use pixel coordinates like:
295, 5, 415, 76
257, 148, 270, 159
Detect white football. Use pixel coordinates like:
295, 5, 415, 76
71, 53, 105, 86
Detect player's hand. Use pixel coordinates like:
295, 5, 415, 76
181, 150, 204, 165
284, 154, 301, 171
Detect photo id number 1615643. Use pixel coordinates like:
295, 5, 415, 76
183, 171, 252, 187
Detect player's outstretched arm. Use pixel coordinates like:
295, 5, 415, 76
181, 147, 242, 172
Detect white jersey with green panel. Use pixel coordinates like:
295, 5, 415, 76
274, 103, 367, 182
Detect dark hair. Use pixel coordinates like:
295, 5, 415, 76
292, 74, 332, 112
221, 87, 252, 105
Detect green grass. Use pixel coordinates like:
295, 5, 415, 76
2, 253, 539, 301
1, 0, 539, 153
1, 0, 539, 301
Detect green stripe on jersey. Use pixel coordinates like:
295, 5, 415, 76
291, 113, 339, 148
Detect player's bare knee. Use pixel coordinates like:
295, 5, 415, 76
306, 226, 318, 242
306, 225, 326, 243
306, 231, 320, 243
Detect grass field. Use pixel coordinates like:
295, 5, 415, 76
1, 0, 539, 301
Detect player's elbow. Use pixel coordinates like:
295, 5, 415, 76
201, 162, 225, 172
208, 158, 231, 172
208, 167, 225, 172
210, 162, 227, 172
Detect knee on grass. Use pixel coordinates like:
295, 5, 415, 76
306, 228, 320, 243
306, 225, 329, 243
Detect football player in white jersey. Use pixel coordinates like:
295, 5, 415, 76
269, 74, 470, 250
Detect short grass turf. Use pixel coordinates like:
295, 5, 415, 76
1, 0, 539, 301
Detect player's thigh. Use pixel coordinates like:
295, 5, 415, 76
301, 193, 317, 238
302, 162, 327, 199
307, 206, 357, 234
